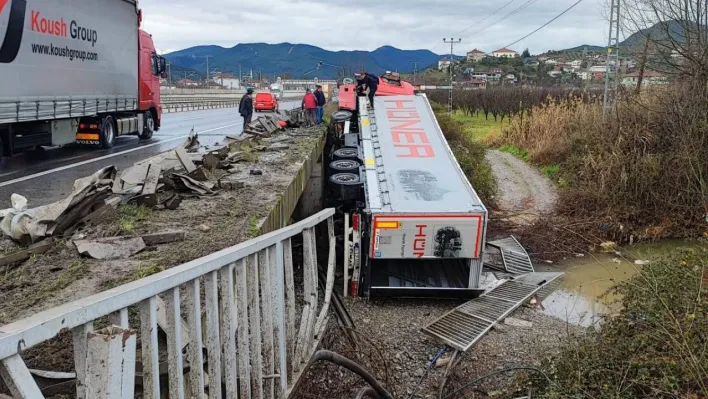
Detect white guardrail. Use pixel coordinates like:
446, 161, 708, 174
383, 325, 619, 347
0, 208, 337, 399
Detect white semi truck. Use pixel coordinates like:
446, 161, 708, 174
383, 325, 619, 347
0, 0, 166, 159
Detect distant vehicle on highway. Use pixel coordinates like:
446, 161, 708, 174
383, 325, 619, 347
0, 0, 166, 159
270, 83, 283, 99
254, 92, 279, 112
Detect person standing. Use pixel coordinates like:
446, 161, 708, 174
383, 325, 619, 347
314, 85, 326, 124
302, 89, 317, 125
239, 88, 254, 132
357, 71, 379, 109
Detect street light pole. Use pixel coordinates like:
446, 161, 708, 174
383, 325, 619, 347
443, 38, 461, 115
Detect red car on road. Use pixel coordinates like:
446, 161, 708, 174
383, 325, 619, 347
254, 92, 279, 112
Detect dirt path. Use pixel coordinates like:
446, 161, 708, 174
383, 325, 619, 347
485, 149, 557, 223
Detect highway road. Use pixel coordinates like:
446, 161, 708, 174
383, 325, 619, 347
0, 101, 300, 207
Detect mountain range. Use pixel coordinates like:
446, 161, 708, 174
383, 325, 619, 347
165, 43, 443, 80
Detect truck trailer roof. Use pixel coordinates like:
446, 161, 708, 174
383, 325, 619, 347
359, 94, 486, 215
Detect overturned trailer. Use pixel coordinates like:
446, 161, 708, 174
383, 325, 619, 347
327, 74, 487, 298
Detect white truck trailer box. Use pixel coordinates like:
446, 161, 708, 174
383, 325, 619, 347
0, 0, 139, 144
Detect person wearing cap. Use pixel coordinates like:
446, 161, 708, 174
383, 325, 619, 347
239, 88, 254, 131
302, 88, 317, 125
357, 71, 379, 109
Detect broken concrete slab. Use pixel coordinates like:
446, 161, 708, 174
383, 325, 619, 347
163, 194, 182, 210
0, 238, 56, 267
136, 162, 162, 207
217, 180, 245, 190
74, 236, 146, 260
174, 174, 215, 195
141, 230, 186, 246
175, 147, 197, 174
187, 167, 210, 182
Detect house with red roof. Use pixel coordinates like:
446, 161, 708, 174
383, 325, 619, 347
491, 47, 518, 58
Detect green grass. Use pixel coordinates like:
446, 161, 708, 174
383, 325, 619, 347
118, 204, 153, 235
247, 215, 261, 238
452, 111, 508, 142
498, 144, 529, 161
540, 164, 560, 179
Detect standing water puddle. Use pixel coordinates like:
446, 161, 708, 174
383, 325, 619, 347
541, 240, 703, 327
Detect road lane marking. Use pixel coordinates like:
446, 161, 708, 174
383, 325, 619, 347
0, 136, 187, 188
0, 121, 246, 188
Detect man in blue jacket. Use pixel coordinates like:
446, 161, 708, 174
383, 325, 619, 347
314, 85, 326, 124
357, 72, 379, 109
239, 88, 254, 132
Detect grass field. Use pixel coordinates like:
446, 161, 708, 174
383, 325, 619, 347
451, 111, 510, 141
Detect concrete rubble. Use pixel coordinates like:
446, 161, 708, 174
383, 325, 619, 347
0, 109, 304, 259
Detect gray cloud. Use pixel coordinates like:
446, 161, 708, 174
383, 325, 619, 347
141, 0, 608, 55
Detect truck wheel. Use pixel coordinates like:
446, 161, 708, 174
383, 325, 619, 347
100, 116, 116, 149
139, 112, 154, 140
329, 159, 360, 175
331, 110, 353, 122
333, 147, 358, 161
329, 173, 360, 186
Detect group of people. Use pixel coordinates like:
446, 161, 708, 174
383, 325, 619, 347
238, 71, 380, 130
301, 85, 326, 124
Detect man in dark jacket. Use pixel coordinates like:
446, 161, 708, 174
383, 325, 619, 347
239, 88, 254, 132
314, 85, 326, 124
357, 72, 379, 109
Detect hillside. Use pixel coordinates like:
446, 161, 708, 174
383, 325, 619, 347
165, 43, 444, 80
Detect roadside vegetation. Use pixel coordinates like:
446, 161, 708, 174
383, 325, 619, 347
535, 246, 708, 398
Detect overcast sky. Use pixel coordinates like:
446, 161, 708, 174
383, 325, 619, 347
141, 0, 609, 55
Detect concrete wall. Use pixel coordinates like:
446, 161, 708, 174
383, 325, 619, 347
293, 157, 324, 220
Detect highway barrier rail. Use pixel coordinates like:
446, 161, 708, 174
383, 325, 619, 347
162, 99, 240, 113
0, 208, 337, 399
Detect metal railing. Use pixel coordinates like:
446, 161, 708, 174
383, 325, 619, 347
0, 208, 337, 399
163, 100, 241, 113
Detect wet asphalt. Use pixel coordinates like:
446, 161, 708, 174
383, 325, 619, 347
0, 101, 300, 208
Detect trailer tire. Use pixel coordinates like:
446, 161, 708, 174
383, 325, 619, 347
329, 160, 360, 174
329, 173, 361, 186
100, 116, 116, 149
331, 110, 353, 122
333, 147, 359, 161
139, 112, 154, 140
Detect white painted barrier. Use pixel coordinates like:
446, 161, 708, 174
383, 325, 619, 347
0, 208, 336, 399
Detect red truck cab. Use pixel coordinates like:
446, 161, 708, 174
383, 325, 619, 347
138, 29, 163, 132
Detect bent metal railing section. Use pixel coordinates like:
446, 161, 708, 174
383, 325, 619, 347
0, 208, 337, 399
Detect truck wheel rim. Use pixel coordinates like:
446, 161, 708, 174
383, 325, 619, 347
147, 115, 154, 132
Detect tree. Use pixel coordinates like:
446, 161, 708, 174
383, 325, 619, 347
619, 0, 708, 85
521, 48, 531, 58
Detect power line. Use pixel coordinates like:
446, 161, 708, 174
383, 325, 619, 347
466, 0, 540, 38
458, 0, 521, 35
503, 0, 585, 48
428, 0, 524, 54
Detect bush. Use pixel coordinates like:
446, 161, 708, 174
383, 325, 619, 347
537, 246, 708, 399
500, 82, 708, 240
432, 105, 496, 205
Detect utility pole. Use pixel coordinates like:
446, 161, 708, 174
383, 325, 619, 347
602, 0, 620, 118
443, 38, 461, 115
410, 61, 419, 83
203, 55, 212, 84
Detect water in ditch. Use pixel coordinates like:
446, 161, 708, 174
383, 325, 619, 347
541, 239, 705, 327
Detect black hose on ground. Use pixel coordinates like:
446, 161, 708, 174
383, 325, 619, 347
309, 350, 395, 399
355, 386, 380, 399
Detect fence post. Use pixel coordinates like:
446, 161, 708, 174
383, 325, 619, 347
84, 326, 138, 399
